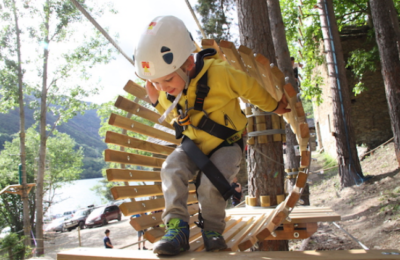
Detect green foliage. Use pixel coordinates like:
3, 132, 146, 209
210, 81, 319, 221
301, 98, 314, 118
0, 233, 28, 260
195, 0, 236, 42
346, 46, 379, 95
0, 128, 83, 231
321, 152, 338, 168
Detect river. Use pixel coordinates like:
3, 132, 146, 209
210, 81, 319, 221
46, 178, 104, 217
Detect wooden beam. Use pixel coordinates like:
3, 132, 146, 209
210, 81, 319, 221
119, 194, 198, 216
201, 39, 226, 60
106, 169, 161, 182
254, 54, 279, 101
130, 204, 199, 231
105, 131, 174, 156
111, 184, 196, 200
123, 80, 151, 104
114, 96, 174, 130
238, 45, 262, 85
219, 41, 247, 72
104, 149, 165, 168
108, 113, 180, 145
58, 248, 400, 260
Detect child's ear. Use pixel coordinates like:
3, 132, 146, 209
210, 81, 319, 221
186, 55, 195, 71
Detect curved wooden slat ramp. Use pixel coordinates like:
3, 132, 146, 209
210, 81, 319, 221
57, 40, 398, 259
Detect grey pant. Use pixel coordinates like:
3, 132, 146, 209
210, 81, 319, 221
161, 143, 242, 234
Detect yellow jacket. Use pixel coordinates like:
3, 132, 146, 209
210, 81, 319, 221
155, 53, 278, 155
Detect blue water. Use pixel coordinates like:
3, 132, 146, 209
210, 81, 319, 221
46, 178, 149, 217
47, 178, 104, 217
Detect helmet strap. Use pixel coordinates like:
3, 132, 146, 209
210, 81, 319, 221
176, 68, 190, 90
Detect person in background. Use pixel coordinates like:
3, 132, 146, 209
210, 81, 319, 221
231, 177, 242, 207
137, 213, 148, 250
103, 229, 113, 249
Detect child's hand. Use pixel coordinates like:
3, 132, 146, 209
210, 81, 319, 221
145, 80, 160, 104
274, 95, 291, 115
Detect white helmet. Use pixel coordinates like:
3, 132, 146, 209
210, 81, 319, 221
134, 16, 196, 80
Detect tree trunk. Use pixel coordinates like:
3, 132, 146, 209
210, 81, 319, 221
237, 0, 287, 251
11, 0, 31, 249
369, 0, 400, 167
317, 0, 364, 188
35, 1, 50, 255
266, 0, 309, 205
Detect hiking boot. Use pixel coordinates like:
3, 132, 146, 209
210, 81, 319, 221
202, 230, 227, 251
153, 218, 189, 256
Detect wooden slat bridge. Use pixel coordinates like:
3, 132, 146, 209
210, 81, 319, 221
57, 39, 398, 259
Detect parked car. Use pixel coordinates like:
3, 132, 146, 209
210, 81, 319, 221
63, 207, 95, 231
44, 217, 69, 233
85, 205, 121, 228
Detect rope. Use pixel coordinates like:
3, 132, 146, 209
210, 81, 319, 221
332, 222, 369, 250
251, 146, 285, 166
69, 0, 135, 67
247, 129, 286, 137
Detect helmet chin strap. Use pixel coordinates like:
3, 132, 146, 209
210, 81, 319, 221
157, 68, 189, 124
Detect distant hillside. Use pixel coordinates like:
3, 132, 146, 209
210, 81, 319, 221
0, 100, 106, 179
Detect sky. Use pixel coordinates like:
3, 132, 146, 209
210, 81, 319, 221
82, 0, 204, 104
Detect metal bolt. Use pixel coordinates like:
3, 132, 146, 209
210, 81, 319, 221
231, 60, 236, 63
271, 232, 277, 237
142, 203, 146, 207
262, 74, 266, 77
127, 156, 130, 161
286, 217, 292, 222
129, 172, 132, 177
247, 65, 252, 68
152, 216, 156, 220
137, 108, 140, 112
134, 188, 137, 193
293, 232, 300, 238
131, 123, 134, 128
127, 139, 130, 144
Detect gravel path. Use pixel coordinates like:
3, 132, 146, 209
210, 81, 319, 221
29, 215, 150, 259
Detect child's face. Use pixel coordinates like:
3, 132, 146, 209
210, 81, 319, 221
149, 71, 186, 96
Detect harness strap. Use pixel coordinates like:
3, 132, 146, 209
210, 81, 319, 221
194, 71, 210, 111
181, 136, 234, 201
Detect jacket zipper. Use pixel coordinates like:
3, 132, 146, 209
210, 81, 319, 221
224, 113, 237, 130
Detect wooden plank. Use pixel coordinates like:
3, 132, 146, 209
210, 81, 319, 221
119, 194, 198, 216
201, 39, 225, 60
300, 151, 311, 168
238, 213, 273, 251
285, 190, 301, 209
114, 96, 173, 130
58, 248, 400, 260
130, 204, 199, 232
108, 113, 180, 145
254, 54, 279, 100
123, 80, 151, 104
104, 149, 165, 168
238, 45, 262, 85
296, 172, 308, 189
271, 114, 282, 141
190, 216, 233, 252
111, 184, 196, 200
270, 65, 285, 93
219, 40, 247, 72
225, 216, 260, 252
130, 204, 199, 231
106, 169, 161, 182
105, 131, 174, 156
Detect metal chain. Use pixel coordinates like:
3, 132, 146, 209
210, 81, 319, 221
69, 0, 135, 67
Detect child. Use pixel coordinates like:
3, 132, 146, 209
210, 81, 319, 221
103, 229, 113, 249
134, 15, 289, 256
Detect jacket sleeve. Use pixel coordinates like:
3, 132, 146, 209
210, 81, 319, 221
223, 63, 278, 112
